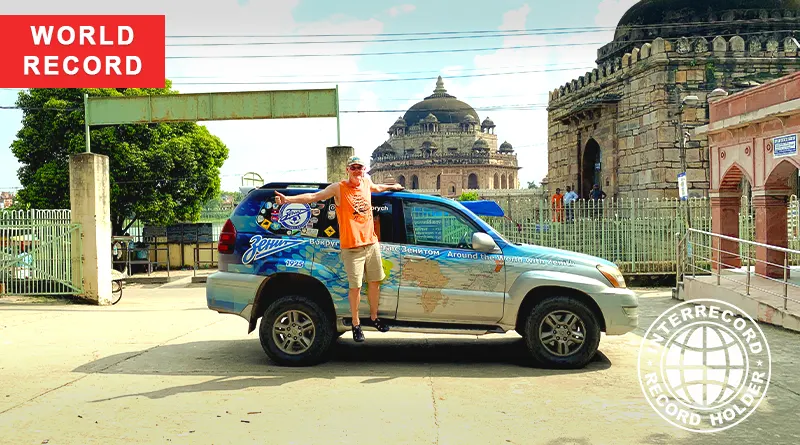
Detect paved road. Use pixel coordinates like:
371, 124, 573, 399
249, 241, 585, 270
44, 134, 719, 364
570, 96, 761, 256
0, 285, 798, 445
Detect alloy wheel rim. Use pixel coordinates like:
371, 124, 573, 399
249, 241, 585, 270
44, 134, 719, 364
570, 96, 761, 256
538, 310, 586, 357
272, 310, 316, 355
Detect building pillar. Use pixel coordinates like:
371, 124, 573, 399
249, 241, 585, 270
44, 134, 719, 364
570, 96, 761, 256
752, 189, 791, 278
327, 146, 354, 183
69, 153, 112, 305
710, 192, 741, 271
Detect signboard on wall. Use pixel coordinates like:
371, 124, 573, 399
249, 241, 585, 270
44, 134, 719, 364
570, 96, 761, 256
774, 134, 798, 158
677, 172, 688, 200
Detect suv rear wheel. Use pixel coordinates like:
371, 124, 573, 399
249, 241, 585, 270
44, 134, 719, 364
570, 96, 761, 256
523, 296, 600, 369
259, 295, 335, 366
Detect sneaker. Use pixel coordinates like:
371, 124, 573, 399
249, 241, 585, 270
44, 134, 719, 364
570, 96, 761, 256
371, 317, 390, 333
352, 324, 365, 342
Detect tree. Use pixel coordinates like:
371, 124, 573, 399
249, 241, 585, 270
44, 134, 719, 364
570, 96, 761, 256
458, 191, 480, 201
10, 84, 229, 235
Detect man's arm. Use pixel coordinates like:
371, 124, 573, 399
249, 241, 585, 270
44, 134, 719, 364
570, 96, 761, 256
275, 183, 338, 206
369, 179, 404, 193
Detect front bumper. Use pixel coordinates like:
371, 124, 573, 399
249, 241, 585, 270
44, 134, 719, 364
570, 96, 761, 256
206, 271, 267, 322
594, 287, 639, 335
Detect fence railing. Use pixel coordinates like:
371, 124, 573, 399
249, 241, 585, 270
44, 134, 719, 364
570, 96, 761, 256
0, 209, 82, 296
680, 228, 800, 312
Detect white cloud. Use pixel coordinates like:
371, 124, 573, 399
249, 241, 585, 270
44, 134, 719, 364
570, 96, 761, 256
450, 3, 600, 187
0, 0, 390, 192
388, 4, 416, 17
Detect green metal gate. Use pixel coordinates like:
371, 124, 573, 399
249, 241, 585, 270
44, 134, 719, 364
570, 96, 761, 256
0, 210, 82, 296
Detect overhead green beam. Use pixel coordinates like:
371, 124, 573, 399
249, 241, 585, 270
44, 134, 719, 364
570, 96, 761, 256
85, 88, 338, 126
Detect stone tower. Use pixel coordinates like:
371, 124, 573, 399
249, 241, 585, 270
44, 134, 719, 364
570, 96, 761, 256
547, 0, 800, 199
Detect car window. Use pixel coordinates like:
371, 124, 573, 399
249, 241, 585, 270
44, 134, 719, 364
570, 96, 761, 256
402, 201, 479, 249
372, 196, 398, 243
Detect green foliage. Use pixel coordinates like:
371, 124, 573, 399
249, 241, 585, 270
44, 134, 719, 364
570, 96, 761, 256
526, 180, 539, 189
457, 191, 480, 202
10, 84, 229, 235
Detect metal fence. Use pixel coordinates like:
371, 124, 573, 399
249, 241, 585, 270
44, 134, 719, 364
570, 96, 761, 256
483, 194, 800, 275
0, 210, 82, 295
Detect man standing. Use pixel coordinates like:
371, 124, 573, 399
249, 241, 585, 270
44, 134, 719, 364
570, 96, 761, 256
551, 188, 564, 223
563, 186, 578, 222
590, 184, 607, 219
274, 156, 404, 342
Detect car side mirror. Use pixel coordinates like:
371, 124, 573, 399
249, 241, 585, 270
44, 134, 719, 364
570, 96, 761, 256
472, 232, 500, 254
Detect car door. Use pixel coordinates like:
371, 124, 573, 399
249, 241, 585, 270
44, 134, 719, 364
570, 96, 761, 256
309, 194, 401, 320
396, 199, 505, 324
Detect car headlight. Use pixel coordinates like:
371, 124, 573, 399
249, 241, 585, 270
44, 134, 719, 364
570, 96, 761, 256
597, 264, 626, 288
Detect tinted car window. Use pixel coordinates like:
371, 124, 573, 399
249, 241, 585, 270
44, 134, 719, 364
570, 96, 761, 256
402, 201, 479, 249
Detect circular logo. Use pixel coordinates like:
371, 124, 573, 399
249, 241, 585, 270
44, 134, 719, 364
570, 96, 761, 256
638, 299, 771, 433
278, 203, 312, 230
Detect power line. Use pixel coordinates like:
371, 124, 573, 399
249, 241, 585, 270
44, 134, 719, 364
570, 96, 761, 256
170, 66, 595, 85
163, 18, 800, 39
164, 29, 799, 59
167, 62, 591, 79
165, 41, 606, 59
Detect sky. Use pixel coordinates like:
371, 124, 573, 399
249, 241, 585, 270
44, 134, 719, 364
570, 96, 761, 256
0, 0, 641, 194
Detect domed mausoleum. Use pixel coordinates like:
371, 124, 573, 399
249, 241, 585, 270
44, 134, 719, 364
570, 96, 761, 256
547, 0, 800, 199
368, 77, 520, 197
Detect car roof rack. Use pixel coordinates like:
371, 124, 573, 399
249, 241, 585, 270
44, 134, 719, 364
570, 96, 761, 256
261, 182, 331, 189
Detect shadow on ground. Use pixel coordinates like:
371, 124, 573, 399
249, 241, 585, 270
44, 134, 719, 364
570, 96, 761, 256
73, 336, 611, 401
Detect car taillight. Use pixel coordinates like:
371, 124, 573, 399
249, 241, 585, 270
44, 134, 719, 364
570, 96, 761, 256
218, 219, 236, 254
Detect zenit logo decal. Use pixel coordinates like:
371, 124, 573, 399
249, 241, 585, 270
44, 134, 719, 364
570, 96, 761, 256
242, 236, 306, 265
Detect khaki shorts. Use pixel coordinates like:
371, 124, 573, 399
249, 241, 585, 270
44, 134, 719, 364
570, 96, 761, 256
340, 243, 385, 289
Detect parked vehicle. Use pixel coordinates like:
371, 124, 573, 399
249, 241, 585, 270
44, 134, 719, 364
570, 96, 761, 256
206, 182, 638, 368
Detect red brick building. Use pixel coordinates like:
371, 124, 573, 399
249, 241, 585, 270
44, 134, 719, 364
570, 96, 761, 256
696, 72, 800, 277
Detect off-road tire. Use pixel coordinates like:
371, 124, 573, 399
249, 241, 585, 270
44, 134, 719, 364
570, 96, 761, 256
259, 295, 335, 367
523, 296, 601, 369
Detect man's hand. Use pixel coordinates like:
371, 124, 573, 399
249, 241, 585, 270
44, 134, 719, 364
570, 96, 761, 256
390, 184, 404, 192
275, 192, 289, 205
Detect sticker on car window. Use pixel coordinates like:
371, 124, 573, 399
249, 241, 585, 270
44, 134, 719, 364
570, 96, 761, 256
242, 236, 306, 264
278, 203, 312, 230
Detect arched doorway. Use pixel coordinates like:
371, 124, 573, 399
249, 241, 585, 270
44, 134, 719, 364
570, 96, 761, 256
493, 173, 499, 189
436, 174, 441, 189
468, 173, 479, 189
582, 139, 602, 198
501, 174, 507, 189
411, 175, 419, 189
397, 175, 406, 187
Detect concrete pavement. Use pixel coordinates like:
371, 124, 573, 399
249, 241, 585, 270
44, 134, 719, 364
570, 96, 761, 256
1, 285, 799, 445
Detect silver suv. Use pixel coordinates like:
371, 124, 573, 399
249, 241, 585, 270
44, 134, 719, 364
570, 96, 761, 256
206, 183, 638, 368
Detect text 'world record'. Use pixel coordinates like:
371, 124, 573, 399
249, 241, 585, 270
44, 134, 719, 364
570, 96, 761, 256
0, 15, 165, 88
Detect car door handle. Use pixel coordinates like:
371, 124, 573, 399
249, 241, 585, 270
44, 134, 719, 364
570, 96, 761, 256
407, 255, 425, 261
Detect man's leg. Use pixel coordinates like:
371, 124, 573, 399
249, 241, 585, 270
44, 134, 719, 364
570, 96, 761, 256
348, 287, 362, 327
367, 281, 380, 320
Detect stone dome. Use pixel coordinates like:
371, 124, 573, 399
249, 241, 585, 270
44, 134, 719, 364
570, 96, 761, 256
481, 117, 496, 128
499, 141, 514, 152
403, 76, 480, 125
472, 139, 489, 151
599, 0, 800, 63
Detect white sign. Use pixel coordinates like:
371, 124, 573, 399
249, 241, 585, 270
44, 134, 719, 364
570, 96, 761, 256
677, 172, 688, 200
773, 134, 798, 158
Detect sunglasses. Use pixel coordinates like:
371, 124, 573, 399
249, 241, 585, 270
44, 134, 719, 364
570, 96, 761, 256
349, 165, 364, 171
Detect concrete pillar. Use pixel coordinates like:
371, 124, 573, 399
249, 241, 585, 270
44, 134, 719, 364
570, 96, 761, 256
326, 146, 354, 183
69, 153, 112, 304
752, 189, 791, 278
710, 192, 742, 271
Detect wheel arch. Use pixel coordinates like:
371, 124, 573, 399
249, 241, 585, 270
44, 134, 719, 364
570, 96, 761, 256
248, 273, 336, 334
515, 286, 606, 334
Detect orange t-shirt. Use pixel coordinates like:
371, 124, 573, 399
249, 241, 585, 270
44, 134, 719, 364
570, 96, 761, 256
337, 178, 378, 249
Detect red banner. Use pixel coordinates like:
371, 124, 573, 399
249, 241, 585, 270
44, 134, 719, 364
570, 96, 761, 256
0, 15, 165, 88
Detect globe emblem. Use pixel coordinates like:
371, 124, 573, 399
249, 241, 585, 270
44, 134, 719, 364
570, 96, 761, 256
661, 323, 748, 410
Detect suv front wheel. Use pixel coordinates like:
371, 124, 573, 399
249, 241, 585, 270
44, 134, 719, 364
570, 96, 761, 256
259, 295, 335, 366
523, 296, 601, 369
